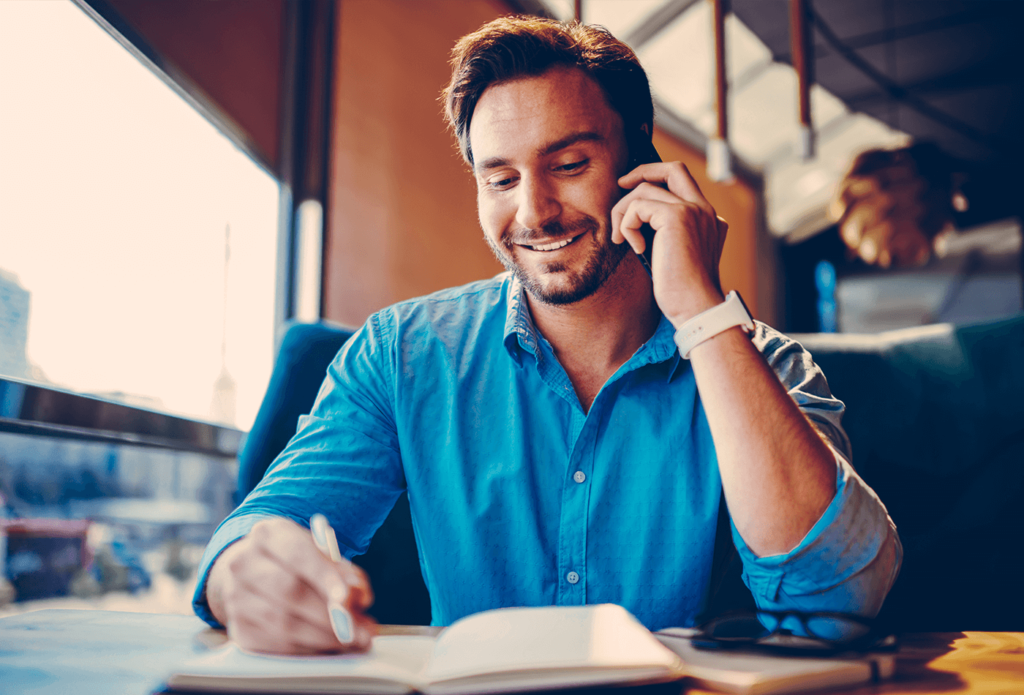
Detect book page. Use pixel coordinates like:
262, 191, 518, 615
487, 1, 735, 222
166, 635, 436, 694
424, 605, 681, 684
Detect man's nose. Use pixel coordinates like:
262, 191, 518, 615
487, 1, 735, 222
515, 175, 561, 231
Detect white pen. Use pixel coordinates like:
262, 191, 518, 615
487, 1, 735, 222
309, 513, 355, 645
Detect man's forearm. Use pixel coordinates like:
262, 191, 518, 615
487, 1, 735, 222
688, 326, 838, 557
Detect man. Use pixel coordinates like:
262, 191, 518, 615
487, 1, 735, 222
193, 17, 901, 654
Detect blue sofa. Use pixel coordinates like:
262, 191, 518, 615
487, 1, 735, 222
238, 314, 1024, 631
795, 313, 1024, 631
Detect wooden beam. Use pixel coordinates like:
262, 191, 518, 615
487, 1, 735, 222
789, 0, 814, 158
707, 0, 732, 181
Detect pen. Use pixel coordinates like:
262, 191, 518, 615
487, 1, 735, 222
309, 513, 355, 645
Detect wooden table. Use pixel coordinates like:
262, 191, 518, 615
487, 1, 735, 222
685, 631, 1024, 695
0, 610, 1020, 694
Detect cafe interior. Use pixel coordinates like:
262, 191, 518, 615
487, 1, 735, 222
1, 0, 1022, 691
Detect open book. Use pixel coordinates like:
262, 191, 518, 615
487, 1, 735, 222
165, 604, 685, 695
165, 605, 895, 695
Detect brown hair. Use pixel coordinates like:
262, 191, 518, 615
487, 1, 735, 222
443, 16, 654, 167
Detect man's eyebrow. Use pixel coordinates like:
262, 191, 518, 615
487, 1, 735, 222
475, 132, 606, 172
540, 131, 604, 157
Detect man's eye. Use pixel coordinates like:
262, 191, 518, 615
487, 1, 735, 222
556, 160, 588, 173
487, 177, 517, 190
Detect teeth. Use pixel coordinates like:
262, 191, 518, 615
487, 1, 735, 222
530, 236, 576, 251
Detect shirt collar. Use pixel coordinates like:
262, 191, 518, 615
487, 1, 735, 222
502, 274, 682, 379
651, 313, 685, 382
503, 274, 538, 365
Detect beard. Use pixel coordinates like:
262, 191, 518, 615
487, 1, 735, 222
485, 215, 630, 306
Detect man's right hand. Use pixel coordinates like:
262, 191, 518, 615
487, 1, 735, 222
206, 517, 377, 654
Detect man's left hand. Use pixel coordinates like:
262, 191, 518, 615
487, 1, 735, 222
612, 161, 728, 326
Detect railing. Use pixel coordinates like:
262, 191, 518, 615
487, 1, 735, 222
0, 376, 242, 459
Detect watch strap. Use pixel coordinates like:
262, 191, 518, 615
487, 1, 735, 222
674, 290, 755, 359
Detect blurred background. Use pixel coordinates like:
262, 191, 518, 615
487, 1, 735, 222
1, 0, 1020, 617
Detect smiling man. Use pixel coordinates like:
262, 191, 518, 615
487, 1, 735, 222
193, 17, 902, 655
473, 68, 631, 308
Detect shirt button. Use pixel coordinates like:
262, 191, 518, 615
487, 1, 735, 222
573, 471, 586, 484
567, 571, 580, 584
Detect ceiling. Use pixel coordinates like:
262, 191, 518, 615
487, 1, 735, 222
541, 0, 1023, 241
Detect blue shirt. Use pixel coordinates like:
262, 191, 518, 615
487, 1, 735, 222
194, 273, 901, 630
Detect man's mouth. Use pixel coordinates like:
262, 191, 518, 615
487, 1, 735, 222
520, 234, 581, 252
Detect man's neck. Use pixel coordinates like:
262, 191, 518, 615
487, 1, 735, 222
526, 256, 661, 409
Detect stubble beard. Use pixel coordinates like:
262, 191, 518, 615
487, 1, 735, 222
485, 215, 630, 306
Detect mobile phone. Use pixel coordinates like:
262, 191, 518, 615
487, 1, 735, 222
623, 135, 662, 276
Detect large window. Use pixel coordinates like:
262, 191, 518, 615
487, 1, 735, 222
0, 0, 280, 615
0, 0, 278, 431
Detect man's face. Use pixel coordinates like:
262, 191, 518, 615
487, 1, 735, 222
469, 66, 631, 306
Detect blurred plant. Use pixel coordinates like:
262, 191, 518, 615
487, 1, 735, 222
828, 143, 966, 268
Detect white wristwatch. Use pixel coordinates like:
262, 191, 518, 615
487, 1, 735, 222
673, 290, 755, 359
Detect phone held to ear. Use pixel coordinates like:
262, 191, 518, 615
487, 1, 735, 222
624, 137, 662, 277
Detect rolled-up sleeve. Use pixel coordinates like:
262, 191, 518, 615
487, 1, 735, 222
191, 312, 405, 627
733, 324, 903, 617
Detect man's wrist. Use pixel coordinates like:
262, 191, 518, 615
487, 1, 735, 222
664, 287, 725, 329
205, 540, 243, 627
673, 290, 755, 359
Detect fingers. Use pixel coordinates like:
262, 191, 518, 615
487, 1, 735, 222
210, 517, 378, 655
228, 546, 337, 630
611, 167, 727, 271
614, 159, 728, 322
228, 582, 341, 654
229, 588, 378, 655
250, 518, 373, 609
619, 160, 710, 209
611, 182, 679, 251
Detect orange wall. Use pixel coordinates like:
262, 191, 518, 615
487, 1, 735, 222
323, 0, 507, 326
323, 1, 764, 324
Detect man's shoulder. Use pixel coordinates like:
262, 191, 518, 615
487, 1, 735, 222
398, 272, 509, 305
372, 272, 511, 336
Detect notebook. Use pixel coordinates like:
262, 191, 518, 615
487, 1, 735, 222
164, 605, 895, 695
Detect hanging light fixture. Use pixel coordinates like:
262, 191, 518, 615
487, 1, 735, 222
790, 0, 815, 159
707, 0, 733, 181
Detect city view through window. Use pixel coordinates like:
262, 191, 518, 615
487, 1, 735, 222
0, 1, 279, 614
0, 0, 278, 431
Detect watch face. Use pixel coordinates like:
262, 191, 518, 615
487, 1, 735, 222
728, 291, 755, 332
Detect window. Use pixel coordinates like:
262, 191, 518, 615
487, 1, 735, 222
0, 0, 278, 431
0, 0, 280, 616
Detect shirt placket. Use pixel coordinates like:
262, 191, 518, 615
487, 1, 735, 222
555, 403, 598, 605
531, 340, 591, 605
515, 297, 679, 609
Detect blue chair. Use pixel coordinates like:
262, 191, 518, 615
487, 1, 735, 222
796, 314, 1024, 631
241, 316, 1023, 631
237, 321, 431, 625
